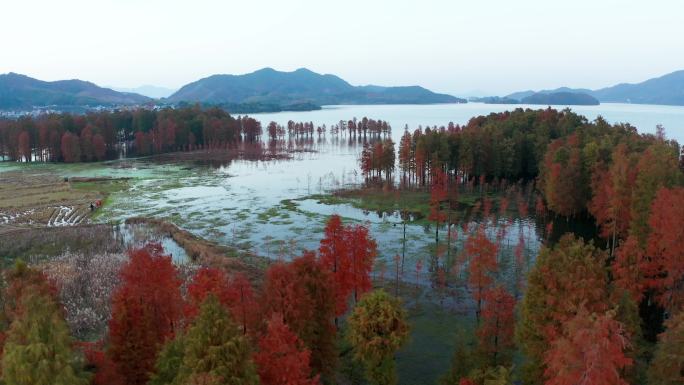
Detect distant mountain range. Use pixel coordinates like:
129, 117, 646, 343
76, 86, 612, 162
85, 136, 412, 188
166, 67, 465, 106
495, 70, 684, 106
475, 91, 599, 106
0, 73, 151, 110
2, 68, 684, 112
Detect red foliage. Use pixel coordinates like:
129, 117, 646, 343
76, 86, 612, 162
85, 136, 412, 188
319, 215, 350, 316
612, 236, 646, 303
536, 236, 609, 343
107, 244, 183, 385
345, 224, 377, 303
186, 267, 231, 320
61, 131, 81, 163
477, 286, 516, 366
81, 341, 126, 385
261, 252, 337, 376
254, 313, 320, 385
225, 273, 258, 336
544, 308, 632, 385
186, 267, 258, 335
429, 168, 448, 224
261, 260, 310, 332
589, 145, 636, 244
319, 216, 376, 315
542, 134, 587, 217
92, 134, 106, 161
463, 229, 498, 320
644, 187, 684, 311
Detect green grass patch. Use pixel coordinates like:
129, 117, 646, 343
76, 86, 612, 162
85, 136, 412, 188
297, 188, 504, 225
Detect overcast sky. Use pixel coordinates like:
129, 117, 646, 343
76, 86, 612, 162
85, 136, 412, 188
1, 0, 682, 95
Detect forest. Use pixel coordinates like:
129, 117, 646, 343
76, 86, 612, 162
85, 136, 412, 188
0, 106, 391, 162
0, 107, 683, 385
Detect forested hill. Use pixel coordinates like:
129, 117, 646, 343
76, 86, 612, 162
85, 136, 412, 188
501, 69, 684, 106
166, 67, 465, 106
0, 73, 151, 109
521, 92, 599, 105
476, 92, 600, 105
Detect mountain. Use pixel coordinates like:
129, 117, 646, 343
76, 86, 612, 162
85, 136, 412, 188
476, 91, 598, 106
592, 70, 684, 105
0, 73, 151, 110
506, 87, 593, 101
472, 96, 520, 104
502, 70, 684, 106
521, 92, 599, 106
167, 68, 464, 106
112, 85, 176, 99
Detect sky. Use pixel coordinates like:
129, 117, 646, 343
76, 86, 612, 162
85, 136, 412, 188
1, 0, 682, 96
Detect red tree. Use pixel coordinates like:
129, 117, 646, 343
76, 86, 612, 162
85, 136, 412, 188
107, 244, 183, 385
186, 267, 231, 321
644, 187, 684, 311
92, 133, 106, 161
464, 229, 498, 321
612, 236, 646, 303
81, 341, 126, 385
261, 252, 337, 377
61, 131, 81, 163
544, 308, 632, 385
254, 313, 320, 385
589, 144, 636, 255
186, 267, 258, 336
345, 224, 377, 303
225, 273, 258, 336
477, 286, 516, 367
319, 215, 351, 316
429, 168, 448, 246
319, 216, 377, 315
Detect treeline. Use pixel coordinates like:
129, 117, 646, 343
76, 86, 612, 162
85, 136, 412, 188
0, 107, 261, 162
0, 107, 393, 163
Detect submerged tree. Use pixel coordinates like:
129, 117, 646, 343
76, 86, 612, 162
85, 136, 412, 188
477, 286, 516, 368
463, 229, 498, 322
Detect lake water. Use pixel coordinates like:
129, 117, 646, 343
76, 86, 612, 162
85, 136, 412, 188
2, 102, 681, 275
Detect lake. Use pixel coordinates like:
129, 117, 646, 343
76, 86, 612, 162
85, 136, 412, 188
2, 102, 681, 270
